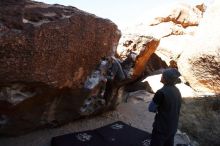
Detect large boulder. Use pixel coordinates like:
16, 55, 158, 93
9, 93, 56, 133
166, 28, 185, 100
150, 3, 205, 28
178, 1, 220, 94
0, 0, 121, 135
117, 3, 205, 75
0, 0, 120, 89
0, 0, 25, 29
117, 34, 160, 79
149, 3, 206, 65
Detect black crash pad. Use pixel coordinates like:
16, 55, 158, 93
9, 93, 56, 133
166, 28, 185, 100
51, 130, 106, 146
51, 121, 151, 146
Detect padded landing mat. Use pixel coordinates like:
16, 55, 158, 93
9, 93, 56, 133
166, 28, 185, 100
51, 121, 151, 146
51, 130, 106, 146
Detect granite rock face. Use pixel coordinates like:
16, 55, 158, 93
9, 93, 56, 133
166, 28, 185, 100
150, 3, 205, 28
0, 0, 25, 29
149, 3, 205, 65
0, 0, 120, 89
0, 0, 121, 135
117, 34, 160, 79
148, 1, 220, 93
178, 1, 220, 94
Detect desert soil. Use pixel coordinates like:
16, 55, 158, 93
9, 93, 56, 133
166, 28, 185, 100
0, 97, 187, 146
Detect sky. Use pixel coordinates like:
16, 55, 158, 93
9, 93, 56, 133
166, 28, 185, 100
35, 0, 213, 29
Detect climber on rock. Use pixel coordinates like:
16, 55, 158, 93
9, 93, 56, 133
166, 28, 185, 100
107, 56, 126, 81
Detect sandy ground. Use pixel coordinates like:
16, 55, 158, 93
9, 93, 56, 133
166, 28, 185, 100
0, 96, 188, 146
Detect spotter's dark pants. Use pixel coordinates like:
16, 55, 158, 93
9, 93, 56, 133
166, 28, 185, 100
150, 129, 175, 146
